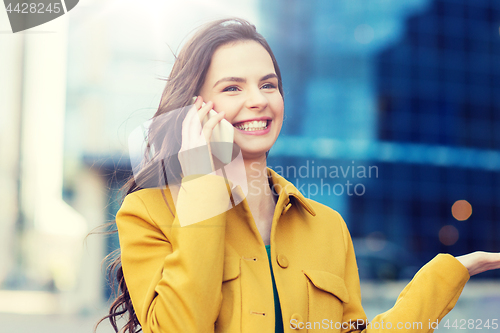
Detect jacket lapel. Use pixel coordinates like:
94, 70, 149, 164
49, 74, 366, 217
266, 167, 316, 217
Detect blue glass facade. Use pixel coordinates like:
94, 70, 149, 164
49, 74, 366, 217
262, 0, 500, 278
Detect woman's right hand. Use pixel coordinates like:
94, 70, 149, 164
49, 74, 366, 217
178, 96, 226, 177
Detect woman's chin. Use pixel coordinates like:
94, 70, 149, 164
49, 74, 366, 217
234, 136, 277, 160
239, 147, 270, 161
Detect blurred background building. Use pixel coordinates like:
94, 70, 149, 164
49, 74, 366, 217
265, 0, 500, 280
0, 0, 499, 331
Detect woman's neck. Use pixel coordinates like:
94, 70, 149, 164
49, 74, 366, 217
243, 157, 271, 198
242, 156, 277, 245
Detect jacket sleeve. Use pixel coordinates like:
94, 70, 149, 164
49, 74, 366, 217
116, 174, 232, 333
337, 214, 470, 333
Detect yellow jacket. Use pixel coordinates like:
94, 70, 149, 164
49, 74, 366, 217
116, 168, 470, 333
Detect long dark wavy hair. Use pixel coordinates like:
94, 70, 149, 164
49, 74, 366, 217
95, 18, 284, 333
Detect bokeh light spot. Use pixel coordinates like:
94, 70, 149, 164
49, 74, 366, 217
451, 200, 472, 221
439, 225, 459, 246
366, 231, 386, 252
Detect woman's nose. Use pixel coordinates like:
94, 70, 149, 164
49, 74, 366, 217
244, 88, 268, 111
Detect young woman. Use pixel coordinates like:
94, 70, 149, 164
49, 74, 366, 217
102, 18, 500, 333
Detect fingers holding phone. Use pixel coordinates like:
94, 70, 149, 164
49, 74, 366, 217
190, 96, 234, 163
194, 97, 226, 146
179, 97, 230, 177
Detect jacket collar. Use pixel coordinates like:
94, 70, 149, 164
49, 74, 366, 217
267, 167, 316, 216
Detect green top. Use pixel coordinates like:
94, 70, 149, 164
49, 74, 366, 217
265, 244, 285, 333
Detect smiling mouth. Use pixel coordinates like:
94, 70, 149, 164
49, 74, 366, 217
234, 120, 269, 131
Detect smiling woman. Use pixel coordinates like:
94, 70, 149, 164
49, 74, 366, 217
97, 18, 500, 333
198, 40, 284, 163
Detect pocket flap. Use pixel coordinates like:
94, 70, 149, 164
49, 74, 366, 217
223, 257, 241, 282
303, 270, 350, 303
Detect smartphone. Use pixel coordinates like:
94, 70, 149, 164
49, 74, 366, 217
192, 97, 234, 165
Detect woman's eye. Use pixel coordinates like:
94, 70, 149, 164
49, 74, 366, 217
262, 83, 277, 89
223, 86, 239, 92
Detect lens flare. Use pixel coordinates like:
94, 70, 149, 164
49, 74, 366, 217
451, 200, 472, 221
439, 225, 459, 246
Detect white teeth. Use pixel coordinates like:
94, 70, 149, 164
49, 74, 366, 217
235, 120, 268, 131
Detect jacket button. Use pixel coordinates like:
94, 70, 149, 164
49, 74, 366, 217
277, 254, 289, 268
290, 313, 304, 330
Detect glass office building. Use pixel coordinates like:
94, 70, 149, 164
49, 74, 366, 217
263, 0, 500, 278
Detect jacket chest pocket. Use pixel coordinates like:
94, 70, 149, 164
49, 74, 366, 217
303, 270, 349, 330
215, 257, 242, 333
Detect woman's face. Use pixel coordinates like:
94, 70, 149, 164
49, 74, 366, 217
198, 40, 284, 160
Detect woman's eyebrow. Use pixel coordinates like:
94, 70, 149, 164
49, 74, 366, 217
213, 73, 278, 88
260, 73, 278, 81
213, 77, 245, 88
